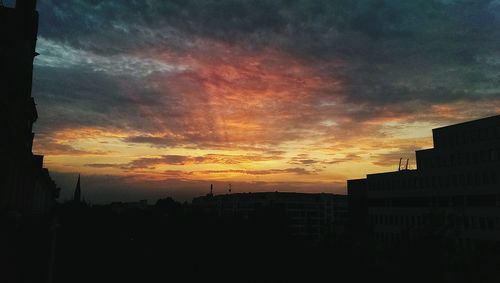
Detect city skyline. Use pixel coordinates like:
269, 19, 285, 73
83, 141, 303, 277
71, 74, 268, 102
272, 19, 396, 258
2, 2, 500, 282
13, 0, 500, 202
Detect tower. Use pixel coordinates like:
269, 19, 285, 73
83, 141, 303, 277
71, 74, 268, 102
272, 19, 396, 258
73, 174, 81, 203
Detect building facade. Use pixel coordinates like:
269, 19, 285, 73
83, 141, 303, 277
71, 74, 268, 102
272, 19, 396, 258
348, 115, 500, 247
0, 0, 59, 217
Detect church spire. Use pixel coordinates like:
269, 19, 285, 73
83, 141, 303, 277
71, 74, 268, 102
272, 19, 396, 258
73, 174, 81, 202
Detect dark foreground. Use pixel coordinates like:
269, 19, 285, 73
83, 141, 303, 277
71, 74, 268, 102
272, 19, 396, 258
4, 201, 500, 283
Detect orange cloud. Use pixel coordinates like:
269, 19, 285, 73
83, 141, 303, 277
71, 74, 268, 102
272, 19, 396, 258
35, 38, 500, 200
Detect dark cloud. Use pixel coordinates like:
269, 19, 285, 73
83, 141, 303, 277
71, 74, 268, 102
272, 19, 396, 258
86, 153, 285, 170
323, 154, 363, 165
288, 154, 320, 165
288, 153, 364, 166
33, 142, 106, 156
34, 0, 500, 137
36, 0, 500, 59
33, 134, 110, 156
199, 168, 314, 176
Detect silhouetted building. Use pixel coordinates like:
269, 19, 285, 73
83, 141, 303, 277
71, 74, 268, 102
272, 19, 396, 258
348, 115, 500, 247
1, 2, 59, 282
193, 190, 348, 240
0, 0, 59, 217
347, 178, 368, 242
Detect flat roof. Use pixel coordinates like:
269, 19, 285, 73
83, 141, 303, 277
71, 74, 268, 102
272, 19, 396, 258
366, 169, 417, 178
194, 191, 345, 201
432, 114, 500, 132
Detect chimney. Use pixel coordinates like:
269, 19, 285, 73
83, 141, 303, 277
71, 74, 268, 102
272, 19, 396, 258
16, 0, 37, 11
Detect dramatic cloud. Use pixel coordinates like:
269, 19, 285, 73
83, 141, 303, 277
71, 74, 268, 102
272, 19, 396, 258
31, 0, 500, 202
85, 153, 283, 169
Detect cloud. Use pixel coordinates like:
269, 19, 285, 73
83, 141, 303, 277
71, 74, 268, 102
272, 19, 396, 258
34, 0, 500, 146
288, 154, 320, 165
199, 168, 314, 176
33, 142, 107, 156
33, 133, 110, 156
85, 153, 282, 170
30, 0, 500, 202
36, 37, 187, 77
322, 154, 363, 165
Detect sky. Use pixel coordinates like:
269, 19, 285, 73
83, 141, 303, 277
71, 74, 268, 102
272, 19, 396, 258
14, 0, 500, 202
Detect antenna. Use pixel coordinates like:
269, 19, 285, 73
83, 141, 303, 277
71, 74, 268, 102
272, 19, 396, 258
398, 158, 402, 171
208, 184, 213, 197
405, 159, 409, 170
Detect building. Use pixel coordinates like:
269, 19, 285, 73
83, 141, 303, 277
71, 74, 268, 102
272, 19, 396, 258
193, 188, 348, 240
348, 115, 500, 247
0, 0, 59, 217
1, 2, 60, 282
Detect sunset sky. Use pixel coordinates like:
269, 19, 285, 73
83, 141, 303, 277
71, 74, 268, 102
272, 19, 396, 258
20, 0, 500, 202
